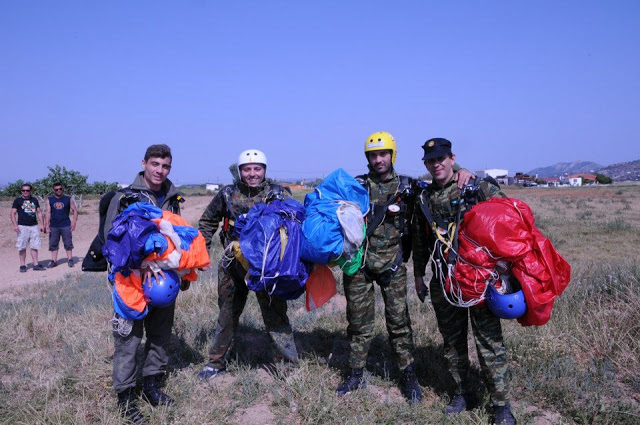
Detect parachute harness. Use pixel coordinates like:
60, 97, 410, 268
111, 313, 133, 337
427, 184, 504, 308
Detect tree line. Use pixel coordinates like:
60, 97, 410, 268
1, 165, 120, 210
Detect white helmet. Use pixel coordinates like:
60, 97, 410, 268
237, 149, 267, 176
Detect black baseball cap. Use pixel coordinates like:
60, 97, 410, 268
421, 138, 452, 161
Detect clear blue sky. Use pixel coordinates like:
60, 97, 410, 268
2, 1, 639, 185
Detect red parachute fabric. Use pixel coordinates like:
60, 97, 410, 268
452, 197, 571, 326
305, 264, 337, 311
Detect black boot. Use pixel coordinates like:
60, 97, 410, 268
492, 404, 517, 425
444, 394, 468, 415
399, 364, 423, 403
336, 368, 366, 395
117, 388, 146, 424
142, 374, 174, 407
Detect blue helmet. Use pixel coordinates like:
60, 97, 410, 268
142, 270, 180, 307
485, 283, 527, 319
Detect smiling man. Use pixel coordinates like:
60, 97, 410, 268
412, 137, 516, 425
103, 143, 185, 424
197, 149, 298, 381
336, 131, 422, 402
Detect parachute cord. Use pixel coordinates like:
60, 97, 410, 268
221, 243, 236, 270
111, 313, 133, 337
259, 229, 280, 298
431, 236, 494, 308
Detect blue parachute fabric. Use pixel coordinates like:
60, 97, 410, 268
144, 233, 168, 256
239, 199, 309, 300
123, 202, 163, 220
173, 225, 199, 250
232, 213, 249, 239
112, 286, 148, 321
103, 203, 161, 273
301, 169, 369, 264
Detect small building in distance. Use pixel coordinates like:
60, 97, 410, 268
539, 177, 562, 187
567, 173, 597, 186
205, 183, 221, 192
476, 169, 509, 185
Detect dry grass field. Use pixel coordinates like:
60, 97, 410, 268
0, 185, 638, 424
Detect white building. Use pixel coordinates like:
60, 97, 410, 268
476, 169, 509, 185
205, 183, 221, 191
568, 177, 582, 187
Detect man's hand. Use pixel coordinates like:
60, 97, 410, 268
414, 276, 429, 303
455, 168, 476, 189
142, 268, 166, 288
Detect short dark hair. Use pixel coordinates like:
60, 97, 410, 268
144, 144, 172, 162
53, 182, 63, 188
21, 183, 32, 190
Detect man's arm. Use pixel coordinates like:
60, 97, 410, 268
412, 194, 431, 302
198, 191, 224, 251
453, 164, 475, 189
45, 201, 51, 233
10, 208, 18, 233
37, 207, 44, 232
70, 198, 78, 231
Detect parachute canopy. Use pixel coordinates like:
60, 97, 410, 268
238, 199, 310, 300
104, 203, 210, 320
301, 168, 369, 266
450, 197, 571, 326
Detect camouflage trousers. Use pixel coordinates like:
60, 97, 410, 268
207, 257, 298, 368
430, 281, 511, 407
343, 265, 415, 370
112, 303, 175, 393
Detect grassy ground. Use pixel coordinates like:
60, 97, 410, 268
1, 185, 639, 424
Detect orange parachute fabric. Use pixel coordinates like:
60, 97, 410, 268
450, 197, 571, 326
113, 210, 210, 318
305, 264, 337, 311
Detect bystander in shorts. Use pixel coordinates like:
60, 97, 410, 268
49, 226, 74, 251
16, 225, 42, 250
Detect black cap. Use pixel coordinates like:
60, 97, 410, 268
421, 138, 452, 161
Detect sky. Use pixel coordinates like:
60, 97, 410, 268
2, 0, 639, 185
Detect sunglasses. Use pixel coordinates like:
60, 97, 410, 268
21, 189, 31, 192
54, 188, 63, 191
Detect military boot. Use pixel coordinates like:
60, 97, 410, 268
399, 364, 423, 403
492, 404, 517, 425
336, 368, 366, 395
444, 394, 468, 414
142, 374, 174, 407
117, 388, 146, 424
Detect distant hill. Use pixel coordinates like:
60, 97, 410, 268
528, 161, 603, 177
598, 160, 640, 182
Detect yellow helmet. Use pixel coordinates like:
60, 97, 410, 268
364, 131, 396, 164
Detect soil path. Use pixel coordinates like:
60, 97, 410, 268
0, 196, 212, 297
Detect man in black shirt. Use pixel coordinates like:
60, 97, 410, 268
10, 183, 45, 272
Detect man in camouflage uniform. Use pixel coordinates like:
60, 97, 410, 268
106, 144, 185, 425
412, 138, 516, 425
197, 149, 299, 380
335, 131, 422, 402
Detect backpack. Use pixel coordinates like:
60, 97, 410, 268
81, 190, 118, 272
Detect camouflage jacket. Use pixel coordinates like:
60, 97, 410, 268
198, 179, 290, 250
357, 170, 415, 273
103, 172, 183, 241
412, 172, 504, 277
